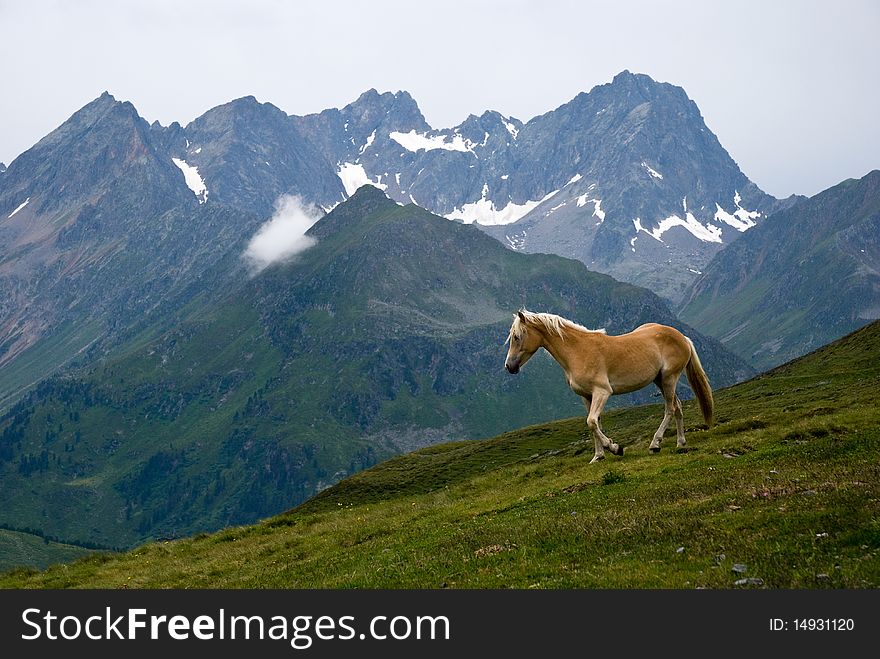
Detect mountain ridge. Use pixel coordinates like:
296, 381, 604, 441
2, 71, 783, 299
679, 169, 880, 369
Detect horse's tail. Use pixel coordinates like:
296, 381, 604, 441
684, 337, 714, 428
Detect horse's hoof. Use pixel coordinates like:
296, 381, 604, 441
649, 446, 660, 454
589, 454, 605, 464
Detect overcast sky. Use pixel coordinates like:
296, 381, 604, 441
1, 0, 877, 198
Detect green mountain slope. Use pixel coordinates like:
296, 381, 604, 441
679, 170, 880, 369
0, 529, 97, 572
0, 186, 750, 554
5, 320, 878, 589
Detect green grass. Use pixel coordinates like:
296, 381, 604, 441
2, 321, 879, 589
0, 529, 96, 572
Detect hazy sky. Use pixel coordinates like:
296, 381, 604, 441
1, 0, 877, 198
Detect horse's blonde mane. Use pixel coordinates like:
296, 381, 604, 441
510, 309, 605, 341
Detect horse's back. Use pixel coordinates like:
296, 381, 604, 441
619, 323, 691, 365
630, 323, 686, 341
630, 322, 679, 335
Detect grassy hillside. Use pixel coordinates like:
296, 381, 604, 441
3, 321, 878, 589
0, 529, 96, 572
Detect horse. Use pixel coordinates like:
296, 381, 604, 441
504, 309, 714, 463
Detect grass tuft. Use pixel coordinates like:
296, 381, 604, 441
601, 470, 626, 486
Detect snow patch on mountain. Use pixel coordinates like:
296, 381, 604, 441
714, 191, 761, 231
359, 130, 376, 155
641, 162, 663, 180
505, 230, 527, 250
446, 189, 559, 226
633, 213, 722, 244
7, 197, 30, 218
337, 162, 387, 196
172, 158, 208, 203
576, 194, 605, 224
390, 130, 479, 154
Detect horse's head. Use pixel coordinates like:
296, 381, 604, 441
505, 310, 543, 374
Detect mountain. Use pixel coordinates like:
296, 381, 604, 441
5, 318, 878, 588
0, 93, 270, 407
679, 170, 880, 369
1, 74, 792, 408
165, 95, 345, 218
291, 88, 430, 188
0, 188, 751, 551
293, 71, 794, 302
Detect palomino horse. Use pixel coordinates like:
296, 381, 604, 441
504, 309, 714, 463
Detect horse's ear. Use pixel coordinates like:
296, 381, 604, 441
517, 310, 526, 323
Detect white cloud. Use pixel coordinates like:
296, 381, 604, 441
243, 194, 321, 275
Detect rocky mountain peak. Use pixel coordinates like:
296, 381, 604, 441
185, 96, 288, 136
341, 88, 428, 135
30, 91, 141, 150
679, 169, 880, 369
0, 88, 177, 220
456, 110, 520, 142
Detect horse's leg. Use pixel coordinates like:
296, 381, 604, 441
582, 395, 592, 440
673, 395, 686, 447
586, 389, 622, 463
582, 397, 602, 461
584, 394, 610, 443
649, 373, 678, 453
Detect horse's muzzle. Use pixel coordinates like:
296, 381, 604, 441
505, 362, 520, 374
